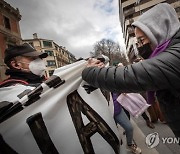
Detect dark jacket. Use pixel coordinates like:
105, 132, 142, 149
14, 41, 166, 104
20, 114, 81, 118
82, 29, 180, 93
82, 29, 180, 137
0, 69, 45, 87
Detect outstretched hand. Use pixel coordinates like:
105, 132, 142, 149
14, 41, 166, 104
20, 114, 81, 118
87, 58, 105, 68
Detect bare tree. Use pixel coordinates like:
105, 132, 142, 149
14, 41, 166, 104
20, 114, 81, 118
91, 39, 126, 65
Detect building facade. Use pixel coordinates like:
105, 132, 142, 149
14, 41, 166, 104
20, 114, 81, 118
23, 34, 76, 78
119, 0, 180, 62
0, 0, 22, 81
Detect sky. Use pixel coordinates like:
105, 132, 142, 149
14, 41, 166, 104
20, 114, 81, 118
6, 0, 126, 59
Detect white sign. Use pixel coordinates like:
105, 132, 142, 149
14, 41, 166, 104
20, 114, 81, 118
0, 60, 121, 154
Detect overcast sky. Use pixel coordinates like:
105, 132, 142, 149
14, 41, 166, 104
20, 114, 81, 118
6, 0, 126, 58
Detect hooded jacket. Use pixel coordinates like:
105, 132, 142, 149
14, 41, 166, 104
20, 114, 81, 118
132, 3, 180, 49
82, 3, 180, 137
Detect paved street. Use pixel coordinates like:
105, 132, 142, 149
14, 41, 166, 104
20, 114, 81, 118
118, 112, 180, 154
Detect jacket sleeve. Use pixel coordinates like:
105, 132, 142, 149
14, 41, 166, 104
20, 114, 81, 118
82, 44, 180, 93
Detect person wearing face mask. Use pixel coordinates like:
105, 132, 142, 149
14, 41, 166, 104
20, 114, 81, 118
0, 43, 48, 87
82, 3, 180, 139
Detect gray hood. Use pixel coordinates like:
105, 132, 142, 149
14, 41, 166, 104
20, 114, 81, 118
132, 3, 180, 49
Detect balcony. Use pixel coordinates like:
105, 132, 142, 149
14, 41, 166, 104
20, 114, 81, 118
127, 26, 135, 37
124, 6, 135, 17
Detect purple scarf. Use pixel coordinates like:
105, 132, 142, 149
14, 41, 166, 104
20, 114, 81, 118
112, 93, 122, 116
149, 40, 171, 58
147, 40, 171, 104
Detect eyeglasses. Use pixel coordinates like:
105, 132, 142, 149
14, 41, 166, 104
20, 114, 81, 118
136, 36, 147, 47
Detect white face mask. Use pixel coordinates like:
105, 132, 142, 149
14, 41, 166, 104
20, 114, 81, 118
29, 58, 46, 76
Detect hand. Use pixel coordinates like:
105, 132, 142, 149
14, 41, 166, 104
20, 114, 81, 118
83, 85, 98, 94
87, 58, 104, 68
133, 57, 144, 63
118, 63, 123, 67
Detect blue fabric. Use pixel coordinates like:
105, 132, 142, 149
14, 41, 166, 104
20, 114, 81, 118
114, 108, 133, 145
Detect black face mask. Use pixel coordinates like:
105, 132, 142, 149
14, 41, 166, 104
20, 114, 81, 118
137, 43, 153, 59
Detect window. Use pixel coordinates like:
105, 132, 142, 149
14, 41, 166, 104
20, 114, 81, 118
45, 50, 54, 56
29, 42, 34, 47
3, 16, 11, 30
55, 45, 58, 50
43, 41, 52, 47
48, 70, 54, 76
7, 43, 16, 49
47, 60, 56, 66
